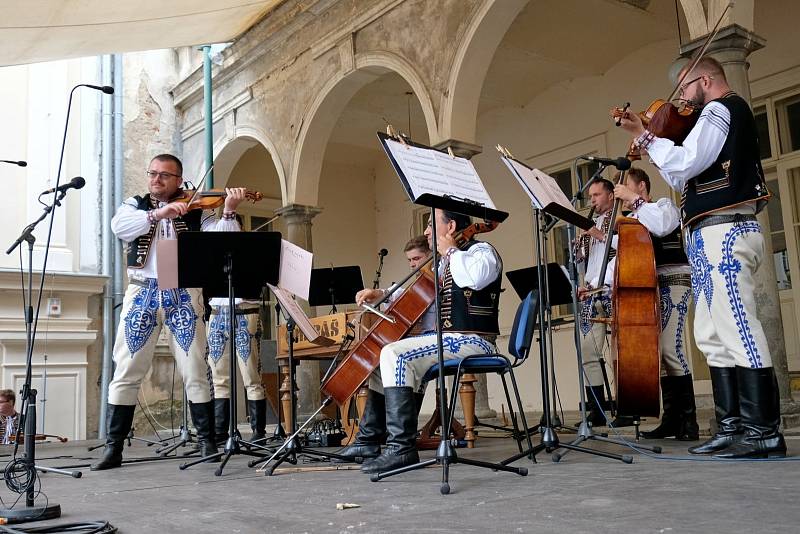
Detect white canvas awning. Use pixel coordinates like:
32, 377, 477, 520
0, 0, 282, 66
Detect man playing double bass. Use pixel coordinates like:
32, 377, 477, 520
615, 56, 785, 458
612, 167, 698, 441
341, 210, 502, 474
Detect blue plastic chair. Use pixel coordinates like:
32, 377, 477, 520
422, 290, 537, 453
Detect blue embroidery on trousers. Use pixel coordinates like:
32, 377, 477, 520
687, 229, 714, 311
124, 281, 159, 355
207, 307, 252, 363
718, 221, 763, 368
392, 336, 496, 387
161, 288, 197, 353
579, 294, 611, 336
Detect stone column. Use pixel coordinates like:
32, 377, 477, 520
432, 139, 497, 419
679, 26, 799, 418
275, 203, 323, 420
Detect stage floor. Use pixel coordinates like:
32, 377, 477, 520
2, 419, 798, 533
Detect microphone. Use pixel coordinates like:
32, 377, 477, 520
41, 176, 86, 195
581, 155, 632, 170
0, 160, 27, 167
379, 248, 389, 257
82, 84, 115, 94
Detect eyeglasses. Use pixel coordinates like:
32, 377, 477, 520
679, 75, 712, 93
146, 170, 181, 180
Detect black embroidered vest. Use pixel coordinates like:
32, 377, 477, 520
651, 226, 688, 267
681, 93, 769, 227
440, 240, 502, 335
126, 194, 203, 269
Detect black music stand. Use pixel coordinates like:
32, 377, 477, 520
308, 266, 364, 312
372, 131, 526, 494
250, 285, 351, 475
177, 231, 282, 476
497, 155, 660, 466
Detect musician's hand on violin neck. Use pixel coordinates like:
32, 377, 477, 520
223, 187, 247, 211
156, 201, 189, 221
610, 106, 645, 136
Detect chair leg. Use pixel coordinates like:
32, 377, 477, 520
500, 375, 523, 453
458, 373, 477, 448
508, 370, 534, 454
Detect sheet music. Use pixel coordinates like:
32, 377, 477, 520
278, 239, 312, 301
502, 158, 573, 210
385, 139, 495, 208
268, 283, 335, 346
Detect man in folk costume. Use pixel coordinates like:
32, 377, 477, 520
616, 56, 785, 458
575, 178, 618, 426
352, 210, 502, 474
337, 235, 435, 464
93, 154, 248, 470
612, 167, 698, 440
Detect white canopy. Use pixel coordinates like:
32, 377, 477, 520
0, 0, 281, 66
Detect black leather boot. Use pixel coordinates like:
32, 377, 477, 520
189, 401, 220, 461
214, 398, 230, 446
91, 404, 135, 471
674, 374, 699, 441
689, 367, 742, 454
583, 386, 607, 427
713, 366, 786, 459
642, 376, 683, 439
248, 399, 267, 443
361, 387, 419, 474
337, 390, 386, 463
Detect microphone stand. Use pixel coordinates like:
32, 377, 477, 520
0, 84, 107, 523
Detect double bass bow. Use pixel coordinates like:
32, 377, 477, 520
320, 220, 499, 407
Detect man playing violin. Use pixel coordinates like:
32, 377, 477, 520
93, 154, 248, 470
336, 235, 434, 463
346, 210, 502, 474
612, 168, 698, 441
615, 57, 784, 458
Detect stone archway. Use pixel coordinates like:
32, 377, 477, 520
289, 52, 437, 207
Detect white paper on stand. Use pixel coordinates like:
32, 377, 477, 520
384, 138, 495, 208
268, 283, 335, 347
278, 239, 312, 301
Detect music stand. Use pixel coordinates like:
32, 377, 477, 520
308, 266, 364, 312
251, 285, 353, 475
497, 154, 659, 466
371, 131, 526, 494
177, 231, 282, 476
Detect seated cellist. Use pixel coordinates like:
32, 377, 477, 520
339, 210, 503, 474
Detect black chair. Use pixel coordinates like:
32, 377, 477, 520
421, 290, 537, 454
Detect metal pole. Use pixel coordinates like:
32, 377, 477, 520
99, 54, 114, 437
202, 45, 214, 187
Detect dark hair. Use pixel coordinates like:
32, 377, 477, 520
0, 389, 15, 404
589, 178, 614, 194
441, 210, 472, 232
150, 154, 183, 176
624, 167, 651, 194
404, 235, 430, 253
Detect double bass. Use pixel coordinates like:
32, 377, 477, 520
321, 221, 499, 407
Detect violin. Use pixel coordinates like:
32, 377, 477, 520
8, 433, 68, 444
611, 1, 734, 159
172, 188, 264, 210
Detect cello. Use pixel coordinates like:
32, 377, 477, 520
320, 221, 499, 407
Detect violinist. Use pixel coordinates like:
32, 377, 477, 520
615, 57, 784, 459
336, 235, 434, 464
352, 210, 502, 475
575, 178, 617, 426
612, 168, 698, 441
0, 389, 19, 445
93, 153, 247, 470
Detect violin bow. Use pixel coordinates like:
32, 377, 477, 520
185, 164, 215, 205
668, 1, 735, 103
